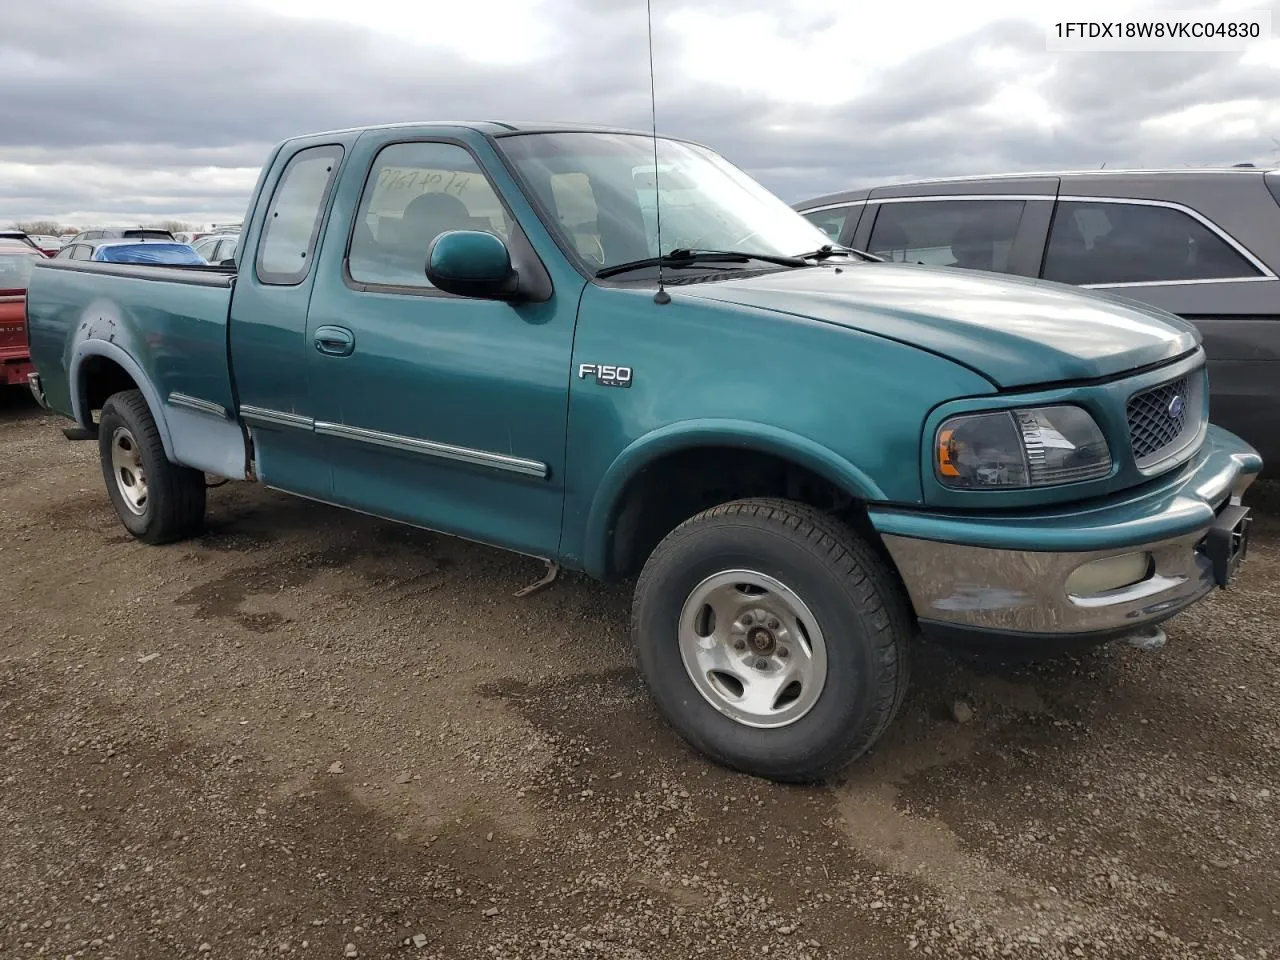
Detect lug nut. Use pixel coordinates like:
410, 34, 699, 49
778, 647, 789, 659
733, 639, 746, 650
741, 613, 753, 626
767, 618, 779, 630
755, 658, 769, 670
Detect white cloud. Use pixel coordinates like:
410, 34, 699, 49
1, 0, 1277, 226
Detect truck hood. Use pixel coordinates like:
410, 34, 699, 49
684, 262, 1201, 388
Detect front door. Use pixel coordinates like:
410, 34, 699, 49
303, 136, 578, 559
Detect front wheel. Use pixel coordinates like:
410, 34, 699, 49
98, 390, 207, 544
631, 498, 912, 783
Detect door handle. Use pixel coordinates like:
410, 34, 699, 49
314, 325, 355, 357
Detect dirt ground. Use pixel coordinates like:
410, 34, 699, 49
2, 387, 1278, 960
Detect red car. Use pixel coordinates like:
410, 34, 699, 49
0, 237, 47, 386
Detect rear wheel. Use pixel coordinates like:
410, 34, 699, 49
632, 498, 913, 783
98, 390, 206, 544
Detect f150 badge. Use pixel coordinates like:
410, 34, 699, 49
578, 363, 633, 388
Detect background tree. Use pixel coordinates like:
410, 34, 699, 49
9, 220, 68, 235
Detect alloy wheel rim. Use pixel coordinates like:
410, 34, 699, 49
677, 569, 828, 729
110, 426, 148, 515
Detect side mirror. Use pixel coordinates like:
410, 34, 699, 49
425, 230, 520, 301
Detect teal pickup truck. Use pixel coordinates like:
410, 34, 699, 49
25, 122, 1261, 783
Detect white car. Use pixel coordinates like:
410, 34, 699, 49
191, 233, 238, 264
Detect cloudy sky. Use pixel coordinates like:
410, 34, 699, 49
3, 0, 1278, 229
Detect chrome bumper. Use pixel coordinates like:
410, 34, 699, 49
883, 523, 1229, 640
877, 436, 1260, 643
27, 371, 47, 408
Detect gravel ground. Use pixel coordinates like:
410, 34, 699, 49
2, 388, 1278, 960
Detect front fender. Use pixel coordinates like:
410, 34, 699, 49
580, 419, 888, 579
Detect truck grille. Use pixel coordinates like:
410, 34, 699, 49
1126, 372, 1202, 468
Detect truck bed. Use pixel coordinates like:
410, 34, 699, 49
26, 259, 247, 478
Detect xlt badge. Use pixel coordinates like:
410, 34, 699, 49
578, 363, 633, 388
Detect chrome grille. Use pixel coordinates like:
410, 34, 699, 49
1126, 373, 1201, 468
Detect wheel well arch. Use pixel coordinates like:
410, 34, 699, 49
70, 342, 176, 461
78, 354, 140, 418
585, 428, 889, 581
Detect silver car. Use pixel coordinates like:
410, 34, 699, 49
192, 233, 239, 264
795, 167, 1280, 466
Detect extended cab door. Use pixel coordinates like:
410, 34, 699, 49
301, 132, 581, 559
857, 178, 1060, 278
229, 137, 354, 502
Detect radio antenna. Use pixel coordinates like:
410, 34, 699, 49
646, 0, 670, 305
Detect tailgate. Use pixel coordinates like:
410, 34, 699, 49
0, 294, 27, 360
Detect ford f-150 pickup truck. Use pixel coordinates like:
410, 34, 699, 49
25, 122, 1262, 783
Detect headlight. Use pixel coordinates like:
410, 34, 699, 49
935, 405, 1112, 489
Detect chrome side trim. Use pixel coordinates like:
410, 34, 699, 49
239, 405, 314, 430
168, 391, 229, 420
312, 420, 549, 479
798, 194, 1054, 213
1083, 275, 1277, 290
799, 192, 1274, 286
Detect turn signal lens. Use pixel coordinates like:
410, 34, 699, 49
937, 428, 960, 477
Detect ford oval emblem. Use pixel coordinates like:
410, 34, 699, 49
1168, 394, 1185, 419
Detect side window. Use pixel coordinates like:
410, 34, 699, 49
1042, 200, 1262, 285
256, 144, 344, 285
347, 141, 511, 289
548, 172, 604, 266
69, 245, 90, 260
868, 199, 1026, 272
802, 206, 853, 243
193, 239, 215, 261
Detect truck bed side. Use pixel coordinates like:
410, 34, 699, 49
26, 259, 249, 479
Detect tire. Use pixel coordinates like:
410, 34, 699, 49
631, 498, 912, 784
98, 389, 206, 544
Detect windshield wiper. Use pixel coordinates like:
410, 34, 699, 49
792, 243, 882, 263
595, 248, 807, 279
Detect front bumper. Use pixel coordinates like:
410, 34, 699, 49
872, 426, 1261, 645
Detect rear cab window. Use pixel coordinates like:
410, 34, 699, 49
256, 144, 345, 285
1042, 200, 1263, 285
867, 199, 1026, 271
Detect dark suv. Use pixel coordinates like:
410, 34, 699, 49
795, 167, 1280, 465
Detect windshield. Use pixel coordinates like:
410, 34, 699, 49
495, 132, 836, 273
0, 245, 41, 291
